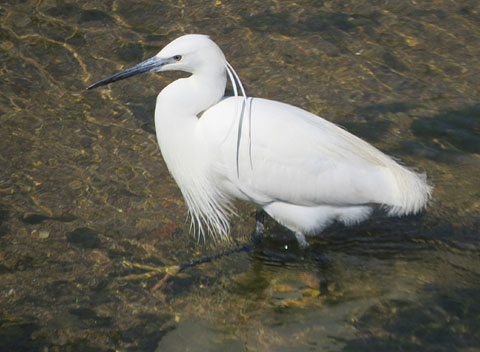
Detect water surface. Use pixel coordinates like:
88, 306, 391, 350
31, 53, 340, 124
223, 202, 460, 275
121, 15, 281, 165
1, 0, 479, 351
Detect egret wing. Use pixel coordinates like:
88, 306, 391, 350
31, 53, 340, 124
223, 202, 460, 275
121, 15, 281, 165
200, 97, 399, 208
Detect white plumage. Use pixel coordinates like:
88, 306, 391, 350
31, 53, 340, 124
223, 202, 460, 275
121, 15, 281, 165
88, 34, 432, 246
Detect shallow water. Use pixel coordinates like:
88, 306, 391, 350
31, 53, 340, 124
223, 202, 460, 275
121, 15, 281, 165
1, 1, 480, 351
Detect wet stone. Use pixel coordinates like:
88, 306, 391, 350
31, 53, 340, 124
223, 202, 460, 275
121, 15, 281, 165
21, 214, 76, 225
45, 3, 80, 19
114, 43, 145, 63
78, 9, 114, 23
14, 255, 34, 271
0, 264, 13, 274
0, 208, 9, 237
69, 307, 112, 328
21, 214, 49, 225
66, 227, 101, 249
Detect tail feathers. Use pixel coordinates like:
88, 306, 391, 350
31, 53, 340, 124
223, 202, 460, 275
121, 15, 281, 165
385, 165, 433, 217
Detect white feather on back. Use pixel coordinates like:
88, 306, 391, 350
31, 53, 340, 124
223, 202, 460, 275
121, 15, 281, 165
200, 97, 432, 216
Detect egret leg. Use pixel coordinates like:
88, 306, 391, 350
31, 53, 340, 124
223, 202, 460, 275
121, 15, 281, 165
252, 209, 265, 244
121, 244, 255, 292
294, 232, 310, 248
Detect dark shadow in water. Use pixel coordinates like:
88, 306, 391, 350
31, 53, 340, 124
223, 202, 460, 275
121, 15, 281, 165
339, 120, 393, 143
338, 102, 417, 142
2, 288, 173, 352
355, 102, 418, 120
315, 210, 479, 259
119, 313, 174, 352
69, 307, 112, 328
0, 207, 9, 238
257, 209, 435, 260
242, 10, 380, 37
339, 286, 480, 351
243, 209, 479, 299
348, 102, 480, 164
411, 104, 480, 155
0, 312, 115, 352
0, 316, 41, 352
114, 43, 145, 64
314, 212, 431, 256
45, 3, 115, 25
127, 95, 158, 134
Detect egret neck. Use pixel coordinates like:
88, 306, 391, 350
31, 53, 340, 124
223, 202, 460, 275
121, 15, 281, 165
154, 64, 233, 238
154, 66, 227, 171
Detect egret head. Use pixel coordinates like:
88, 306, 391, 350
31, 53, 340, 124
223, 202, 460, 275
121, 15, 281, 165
87, 34, 226, 90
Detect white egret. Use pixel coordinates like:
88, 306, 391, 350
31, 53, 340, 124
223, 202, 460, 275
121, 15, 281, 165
87, 34, 432, 247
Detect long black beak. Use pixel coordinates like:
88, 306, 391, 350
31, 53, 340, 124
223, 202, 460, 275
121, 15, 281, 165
86, 56, 170, 90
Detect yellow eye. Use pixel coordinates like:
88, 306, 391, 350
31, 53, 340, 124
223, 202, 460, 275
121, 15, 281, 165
173, 55, 182, 61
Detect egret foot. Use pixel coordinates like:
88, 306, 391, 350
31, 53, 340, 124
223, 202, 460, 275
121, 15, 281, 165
252, 209, 265, 245
294, 232, 310, 248
118, 260, 180, 292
